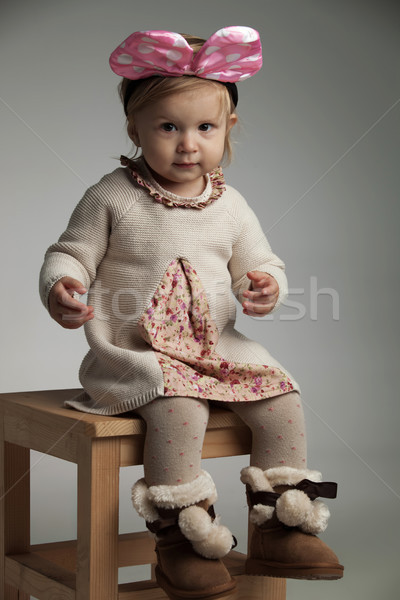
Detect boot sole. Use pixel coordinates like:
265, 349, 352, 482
245, 558, 344, 580
155, 565, 237, 600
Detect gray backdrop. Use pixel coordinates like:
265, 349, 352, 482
1, 1, 399, 598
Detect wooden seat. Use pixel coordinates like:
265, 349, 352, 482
0, 389, 286, 600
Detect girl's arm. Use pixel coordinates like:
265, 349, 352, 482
229, 201, 288, 316
39, 184, 112, 325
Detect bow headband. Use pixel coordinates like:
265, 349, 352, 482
109, 26, 262, 84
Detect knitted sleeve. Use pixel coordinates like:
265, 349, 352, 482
39, 168, 139, 309
228, 199, 288, 312
39, 181, 114, 309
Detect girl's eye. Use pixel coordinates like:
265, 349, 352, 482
199, 123, 213, 132
161, 123, 177, 132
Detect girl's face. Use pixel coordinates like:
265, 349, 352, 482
131, 86, 237, 197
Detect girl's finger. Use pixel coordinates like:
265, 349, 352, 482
243, 300, 276, 314
58, 304, 87, 317
244, 289, 278, 302
247, 271, 271, 283
60, 291, 86, 310
58, 312, 94, 329
244, 289, 273, 301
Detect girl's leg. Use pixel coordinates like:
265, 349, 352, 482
227, 391, 307, 469
135, 396, 209, 486
132, 396, 236, 597
236, 393, 344, 579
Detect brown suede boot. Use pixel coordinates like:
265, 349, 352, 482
132, 471, 236, 600
241, 466, 344, 580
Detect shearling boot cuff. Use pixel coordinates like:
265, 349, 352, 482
131, 470, 218, 522
241, 466, 338, 535
131, 471, 234, 559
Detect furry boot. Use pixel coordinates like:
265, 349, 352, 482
241, 466, 344, 580
132, 470, 236, 600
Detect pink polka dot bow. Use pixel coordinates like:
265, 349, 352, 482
109, 26, 262, 83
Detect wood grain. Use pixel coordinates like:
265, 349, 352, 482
0, 389, 285, 599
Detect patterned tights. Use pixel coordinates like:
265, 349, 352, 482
135, 392, 306, 486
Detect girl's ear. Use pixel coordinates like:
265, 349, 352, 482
128, 121, 141, 147
132, 129, 141, 147
227, 113, 238, 132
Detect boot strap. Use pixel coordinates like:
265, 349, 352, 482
147, 504, 216, 535
247, 479, 338, 508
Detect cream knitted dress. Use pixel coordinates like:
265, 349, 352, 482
39, 158, 299, 414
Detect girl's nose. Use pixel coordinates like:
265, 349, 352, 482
177, 131, 197, 153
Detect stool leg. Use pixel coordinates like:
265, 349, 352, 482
0, 437, 30, 600
76, 436, 120, 600
235, 575, 286, 599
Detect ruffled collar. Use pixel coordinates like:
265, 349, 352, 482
120, 155, 225, 209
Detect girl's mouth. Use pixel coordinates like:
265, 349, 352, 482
174, 163, 197, 168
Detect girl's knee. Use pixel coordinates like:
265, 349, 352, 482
136, 396, 209, 424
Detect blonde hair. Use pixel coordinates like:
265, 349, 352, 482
118, 34, 237, 164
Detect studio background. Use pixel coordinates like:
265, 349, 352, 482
1, 1, 399, 598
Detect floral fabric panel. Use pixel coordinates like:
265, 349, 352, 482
138, 259, 294, 402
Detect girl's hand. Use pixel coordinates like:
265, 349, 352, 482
48, 277, 94, 329
242, 271, 279, 317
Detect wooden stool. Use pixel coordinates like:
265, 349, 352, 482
0, 389, 286, 600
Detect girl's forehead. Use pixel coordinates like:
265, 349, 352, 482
148, 86, 226, 117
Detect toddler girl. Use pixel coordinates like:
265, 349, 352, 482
39, 26, 343, 600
